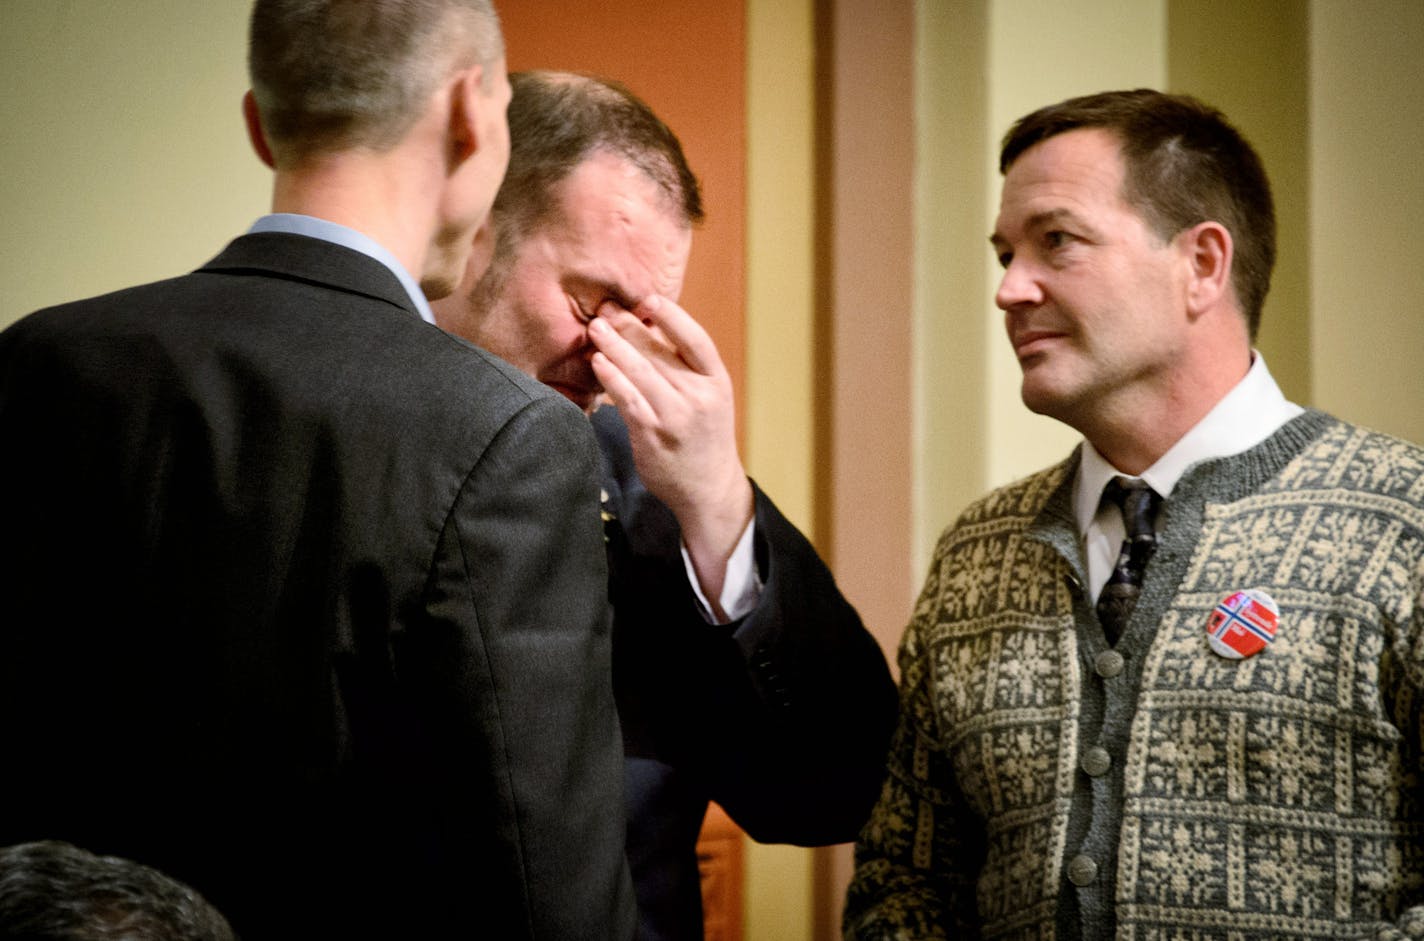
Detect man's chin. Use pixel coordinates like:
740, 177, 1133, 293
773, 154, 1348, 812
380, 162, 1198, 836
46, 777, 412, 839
1019, 368, 1073, 419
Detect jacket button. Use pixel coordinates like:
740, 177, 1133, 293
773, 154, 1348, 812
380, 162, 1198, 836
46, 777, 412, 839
1095, 650, 1125, 678
1067, 854, 1098, 886
1080, 746, 1111, 777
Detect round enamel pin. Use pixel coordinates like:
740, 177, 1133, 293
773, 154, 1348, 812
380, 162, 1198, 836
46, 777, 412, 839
1206, 588, 1279, 659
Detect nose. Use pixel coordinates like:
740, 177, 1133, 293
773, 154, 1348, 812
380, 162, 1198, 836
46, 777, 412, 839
994, 258, 1043, 311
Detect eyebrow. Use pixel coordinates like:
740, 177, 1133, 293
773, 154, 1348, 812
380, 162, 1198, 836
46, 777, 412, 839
989, 207, 1090, 249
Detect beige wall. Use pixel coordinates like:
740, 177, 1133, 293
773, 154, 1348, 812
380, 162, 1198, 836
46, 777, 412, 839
1, 1, 266, 326
745, 1, 819, 936
1310, 0, 1424, 446
1167, 0, 1311, 407
913, 0, 989, 583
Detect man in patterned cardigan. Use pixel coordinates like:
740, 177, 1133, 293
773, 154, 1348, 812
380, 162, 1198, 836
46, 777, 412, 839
845, 89, 1424, 939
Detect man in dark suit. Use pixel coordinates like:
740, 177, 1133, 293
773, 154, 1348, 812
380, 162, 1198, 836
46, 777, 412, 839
431, 70, 899, 940
0, 5, 632, 939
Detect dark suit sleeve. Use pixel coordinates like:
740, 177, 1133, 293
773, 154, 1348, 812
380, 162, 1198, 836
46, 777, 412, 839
599, 407, 897, 848
707, 483, 899, 844
414, 394, 634, 940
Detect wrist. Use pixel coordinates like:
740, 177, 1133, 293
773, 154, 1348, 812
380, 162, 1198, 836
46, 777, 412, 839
678, 474, 754, 586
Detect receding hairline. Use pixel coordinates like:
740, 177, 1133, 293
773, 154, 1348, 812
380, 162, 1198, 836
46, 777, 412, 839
506, 69, 704, 223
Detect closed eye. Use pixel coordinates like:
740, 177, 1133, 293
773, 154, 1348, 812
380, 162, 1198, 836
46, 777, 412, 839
568, 294, 595, 325
569, 278, 637, 323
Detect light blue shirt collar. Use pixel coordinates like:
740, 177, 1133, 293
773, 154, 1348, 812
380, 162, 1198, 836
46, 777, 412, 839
248, 214, 437, 325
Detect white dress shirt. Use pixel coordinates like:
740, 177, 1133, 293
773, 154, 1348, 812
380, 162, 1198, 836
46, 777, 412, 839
1074, 354, 1304, 601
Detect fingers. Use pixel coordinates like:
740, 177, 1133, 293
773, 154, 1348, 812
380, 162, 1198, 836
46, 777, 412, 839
588, 316, 677, 420
588, 294, 734, 434
629, 295, 724, 378
589, 349, 649, 421
596, 303, 672, 364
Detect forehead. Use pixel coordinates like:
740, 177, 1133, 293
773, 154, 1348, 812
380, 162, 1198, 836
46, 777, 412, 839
543, 150, 693, 301
995, 127, 1134, 233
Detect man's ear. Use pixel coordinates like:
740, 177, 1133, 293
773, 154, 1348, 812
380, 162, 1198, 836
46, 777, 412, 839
446, 66, 485, 169
1181, 220, 1233, 319
242, 90, 276, 169
465, 217, 498, 287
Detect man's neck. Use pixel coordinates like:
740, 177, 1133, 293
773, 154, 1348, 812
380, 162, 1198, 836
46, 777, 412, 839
269, 150, 440, 289
1082, 349, 1253, 476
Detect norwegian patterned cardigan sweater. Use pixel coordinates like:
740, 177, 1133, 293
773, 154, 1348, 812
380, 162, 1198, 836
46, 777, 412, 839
845, 411, 1424, 940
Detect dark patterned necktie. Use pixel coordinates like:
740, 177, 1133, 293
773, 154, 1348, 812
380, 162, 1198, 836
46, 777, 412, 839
1095, 476, 1162, 644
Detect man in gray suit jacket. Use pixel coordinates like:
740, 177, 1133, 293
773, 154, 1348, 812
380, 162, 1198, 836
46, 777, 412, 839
0, 3, 633, 939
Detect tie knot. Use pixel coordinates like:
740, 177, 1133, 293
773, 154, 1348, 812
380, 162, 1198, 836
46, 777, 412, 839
1102, 477, 1160, 541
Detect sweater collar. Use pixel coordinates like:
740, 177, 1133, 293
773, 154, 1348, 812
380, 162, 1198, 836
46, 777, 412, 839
1073, 353, 1303, 537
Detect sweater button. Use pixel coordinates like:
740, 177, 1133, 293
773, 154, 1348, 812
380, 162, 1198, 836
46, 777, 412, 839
1095, 650, 1125, 678
1080, 746, 1111, 777
1067, 854, 1098, 886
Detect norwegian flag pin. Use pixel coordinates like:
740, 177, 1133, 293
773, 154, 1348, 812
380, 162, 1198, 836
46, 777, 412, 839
1205, 589, 1279, 659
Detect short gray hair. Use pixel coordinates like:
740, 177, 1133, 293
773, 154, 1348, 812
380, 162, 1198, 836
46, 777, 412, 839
248, 0, 503, 163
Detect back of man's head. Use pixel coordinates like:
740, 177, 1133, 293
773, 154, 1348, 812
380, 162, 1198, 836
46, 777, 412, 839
0, 841, 235, 941
248, 0, 503, 166
999, 89, 1275, 340
492, 70, 704, 250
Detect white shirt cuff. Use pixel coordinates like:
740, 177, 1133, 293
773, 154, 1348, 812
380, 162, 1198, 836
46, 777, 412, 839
681, 516, 762, 624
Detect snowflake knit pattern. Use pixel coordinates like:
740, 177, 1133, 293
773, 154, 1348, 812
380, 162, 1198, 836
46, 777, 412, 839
845, 411, 1424, 941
